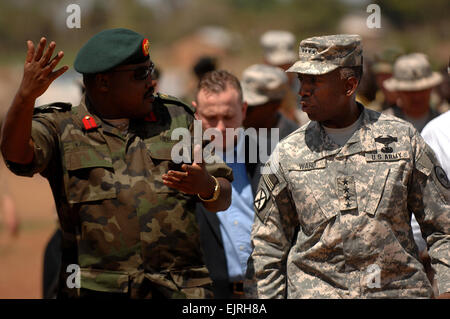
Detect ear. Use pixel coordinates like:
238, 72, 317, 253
345, 76, 359, 97
241, 101, 248, 122
192, 101, 200, 120
95, 73, 110, 92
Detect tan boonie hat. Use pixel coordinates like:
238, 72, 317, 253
260, 30, 297, 66
383, 53, 443, 92
241, 64, 288, 106
287, 34, 363, 75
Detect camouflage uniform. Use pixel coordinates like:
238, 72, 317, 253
5, 93, 233, 298
251, 34, 450, 299
251, 108, 450, 298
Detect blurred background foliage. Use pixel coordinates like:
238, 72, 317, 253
0, 0, 448, 69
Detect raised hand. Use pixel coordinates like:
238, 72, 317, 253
18, 37, 68, 101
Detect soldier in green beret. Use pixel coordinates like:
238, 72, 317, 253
0, 28, 233, 298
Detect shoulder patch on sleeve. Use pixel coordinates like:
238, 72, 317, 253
33, 102, 72, 114
254, 188, 268, 212
254, 166, 284, 223
417, 145, 450, 203
262, 173, 279, 192
416, 147, 434, 176
156, 93, 195, 115
435, 166, 450, 189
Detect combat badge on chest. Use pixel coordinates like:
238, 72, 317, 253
366, 135, 410, 162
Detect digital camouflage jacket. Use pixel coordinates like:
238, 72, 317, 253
251, 105, 450, 298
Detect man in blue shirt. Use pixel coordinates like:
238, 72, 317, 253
193, 70, 258, 298
193, 68, 298, 298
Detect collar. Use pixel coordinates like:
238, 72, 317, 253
77, 95, 129, 139
304, 103, 378, 161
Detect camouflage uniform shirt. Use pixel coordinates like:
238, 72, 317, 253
5, 93, 233, 298
251, 105, 450, 298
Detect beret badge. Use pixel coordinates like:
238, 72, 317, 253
142, 39, 150, 57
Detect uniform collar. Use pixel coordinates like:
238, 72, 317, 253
304, 103, 378, 161
77, 94, 129, 139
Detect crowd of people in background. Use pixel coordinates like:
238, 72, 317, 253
0, 27, 449, 299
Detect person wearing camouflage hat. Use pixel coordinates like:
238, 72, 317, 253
0, 28, 233, 298
260, 30, 297, 68
260, 30, 308, 127
250, 34, 450, 298
240, 63, 298, 298
383, 53, 443, 133
241, 63, 298, 165
382, 53, 444, 272
366, 47, 404, 112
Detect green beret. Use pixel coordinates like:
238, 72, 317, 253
74, 28, 150, 74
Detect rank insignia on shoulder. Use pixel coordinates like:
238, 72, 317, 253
435, 166, 450, 189
254, 188, 268, 211
82, 115, 98, 131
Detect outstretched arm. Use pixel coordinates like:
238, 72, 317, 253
0, 38, 67, 164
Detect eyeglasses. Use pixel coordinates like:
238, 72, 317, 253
110, 62, 155, 81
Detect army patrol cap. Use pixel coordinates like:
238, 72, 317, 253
74, 28, 150, 74
260, 30, 297, 66
241, 64, 288, 106
287, 34, 363, 75
384, 53, 443, 91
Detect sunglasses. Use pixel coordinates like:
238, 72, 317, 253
110, 62, 155, 81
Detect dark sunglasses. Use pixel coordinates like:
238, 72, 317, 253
110, 62, 155, 80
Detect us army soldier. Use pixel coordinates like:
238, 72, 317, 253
250, 34, 450, 299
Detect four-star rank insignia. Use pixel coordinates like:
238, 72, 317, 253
254, 189, 268, 211
337, 175, 358, 211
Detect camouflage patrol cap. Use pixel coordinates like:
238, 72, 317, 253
74, 28, 150, 74
286, 34, 363, 75
383, 53, 443, 91
241, 64, 288, 106
260, 30, 297, 66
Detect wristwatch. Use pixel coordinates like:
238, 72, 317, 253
198, 176, 220, 202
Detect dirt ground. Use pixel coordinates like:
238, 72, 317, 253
0, 164, 56, 299
0, 66, 56, 299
